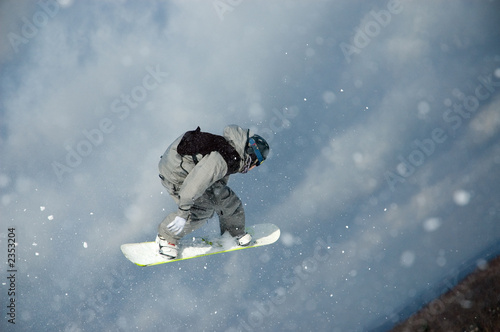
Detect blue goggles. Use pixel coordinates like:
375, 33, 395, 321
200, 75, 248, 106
249, 138, 265, 166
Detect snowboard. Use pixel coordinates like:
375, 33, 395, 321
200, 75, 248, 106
121, 223, 280, 267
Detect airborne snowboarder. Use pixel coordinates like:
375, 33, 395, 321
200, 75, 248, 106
156, 125, 270, 259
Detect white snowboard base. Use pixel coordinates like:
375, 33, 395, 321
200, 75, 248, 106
121, 223, 280, 266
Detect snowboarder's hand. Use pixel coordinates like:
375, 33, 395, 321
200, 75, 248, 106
168, 216, 186, 235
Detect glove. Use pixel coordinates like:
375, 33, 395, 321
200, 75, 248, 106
167, 216, 187, 235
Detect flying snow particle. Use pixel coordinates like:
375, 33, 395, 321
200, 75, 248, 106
58, 0, 74, 7
0, 174, 10, 188
248, 102, 264, 119
423, 218, 442, 232
322, 91, 336, 104
40, 206, 46, 211
495, 68, 500, 78
461, 300, 473, 309
400, 251, 416, 267
477, 258, 488, 270
352, 152, 363, 165
117, 316, 128, 330
47, 215, 54, 220
436, 256, 446, 267
417, 101, 430, 119
259, 253, 271, 263
281, 233, 294, 247
83, 242, 88, 249
305, 47, 315, 57
453, 190, 471, 206
125, 204, 142, 221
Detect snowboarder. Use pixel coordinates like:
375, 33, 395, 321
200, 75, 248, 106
156, 125, 270, 259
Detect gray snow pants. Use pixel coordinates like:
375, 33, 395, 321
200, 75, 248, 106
158, 180, 246, 244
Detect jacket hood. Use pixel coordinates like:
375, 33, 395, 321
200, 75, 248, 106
223, 125, 252, 162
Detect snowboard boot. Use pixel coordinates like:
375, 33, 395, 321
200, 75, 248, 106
156, 235, 178, 259
236, 233, 252, 246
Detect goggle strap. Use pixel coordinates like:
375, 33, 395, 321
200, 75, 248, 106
249, 138, 264, 166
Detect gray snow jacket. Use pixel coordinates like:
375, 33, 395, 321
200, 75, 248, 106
158, 125, 252, 220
